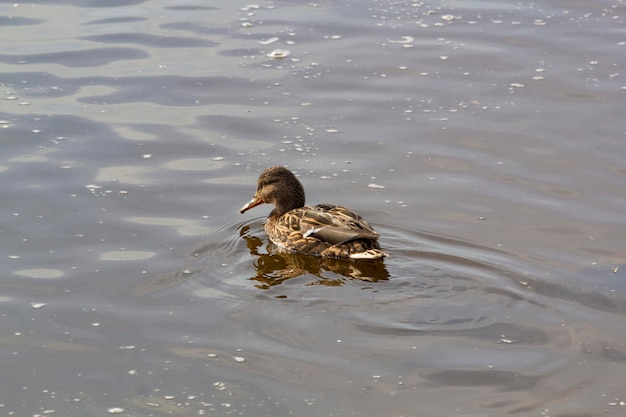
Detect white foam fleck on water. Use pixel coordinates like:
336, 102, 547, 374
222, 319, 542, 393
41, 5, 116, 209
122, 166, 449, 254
388, 36, 414, 44
266, 49, 290, 59
259, 37, 279, 45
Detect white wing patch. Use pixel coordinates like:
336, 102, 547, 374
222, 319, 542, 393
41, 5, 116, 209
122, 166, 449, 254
303, 227, 324, 238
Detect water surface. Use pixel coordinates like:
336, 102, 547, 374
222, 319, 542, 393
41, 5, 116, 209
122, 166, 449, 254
1, 0, 625, 416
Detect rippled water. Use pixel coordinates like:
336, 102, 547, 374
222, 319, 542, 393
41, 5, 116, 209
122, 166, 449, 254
1, 0, 625, 416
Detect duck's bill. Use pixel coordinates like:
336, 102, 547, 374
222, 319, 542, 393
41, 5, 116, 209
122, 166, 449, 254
240, 196, 264, 214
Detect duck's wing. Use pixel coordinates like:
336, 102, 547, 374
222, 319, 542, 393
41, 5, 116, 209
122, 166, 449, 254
264, 204, 384, 258
298, 204, 379, 245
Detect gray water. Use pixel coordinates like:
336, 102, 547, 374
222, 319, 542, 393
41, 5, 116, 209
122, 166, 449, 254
1, 0, 625, 416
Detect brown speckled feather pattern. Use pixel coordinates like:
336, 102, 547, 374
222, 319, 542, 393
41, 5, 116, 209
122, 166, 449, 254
240, 166, 386, 259
265, 203, 383, 259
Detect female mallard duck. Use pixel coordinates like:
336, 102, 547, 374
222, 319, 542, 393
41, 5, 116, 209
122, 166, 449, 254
240, 166, 386, 259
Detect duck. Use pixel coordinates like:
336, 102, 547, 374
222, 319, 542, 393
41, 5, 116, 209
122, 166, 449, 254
240, 166, 386, 259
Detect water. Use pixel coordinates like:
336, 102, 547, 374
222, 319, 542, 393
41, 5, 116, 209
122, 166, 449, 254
1, 0, 625, 416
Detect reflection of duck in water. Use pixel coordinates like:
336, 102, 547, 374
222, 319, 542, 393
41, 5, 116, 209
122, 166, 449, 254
240, 166, 386, 260
239, 225, 390, 288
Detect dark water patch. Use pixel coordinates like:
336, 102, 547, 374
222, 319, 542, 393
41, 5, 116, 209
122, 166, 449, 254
1, 113, 134, 158
80, 33, 218, 48
161, 21, 230, 36
218, 47, 266, 57
0, 113, 120, 159
0, 0, 149, 6
600, 346, 626, 362
518, 277, 626, 314
164, 5, 218, 12
0, 71, 267, 107
75, 75, 258, 106
196, 114, 281, 138
0, 16, 42, 25
0, 47, 149, 67
84, 16, 148, 25
0, 72, 78, 99
355, 321, 550, 345
422, 369, 539, 390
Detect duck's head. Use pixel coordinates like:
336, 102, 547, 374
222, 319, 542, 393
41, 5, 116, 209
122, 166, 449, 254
240, 166, 306, 216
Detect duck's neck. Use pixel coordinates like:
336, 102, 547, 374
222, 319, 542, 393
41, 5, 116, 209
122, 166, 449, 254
270, 200, 302, 217
268, 208, 283, 218
270, 189, 305, 217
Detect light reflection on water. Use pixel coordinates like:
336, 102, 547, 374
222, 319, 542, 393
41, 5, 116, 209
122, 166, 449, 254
1, 0, 625, 415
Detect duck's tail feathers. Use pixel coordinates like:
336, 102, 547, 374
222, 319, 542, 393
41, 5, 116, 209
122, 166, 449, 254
349, 249, 387, 260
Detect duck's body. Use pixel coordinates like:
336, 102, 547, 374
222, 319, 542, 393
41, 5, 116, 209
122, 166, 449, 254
240, 166, 386, 259
264, 202, 384, 259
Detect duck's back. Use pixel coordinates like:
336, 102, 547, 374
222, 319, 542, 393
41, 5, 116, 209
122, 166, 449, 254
265, 203, 385, 259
